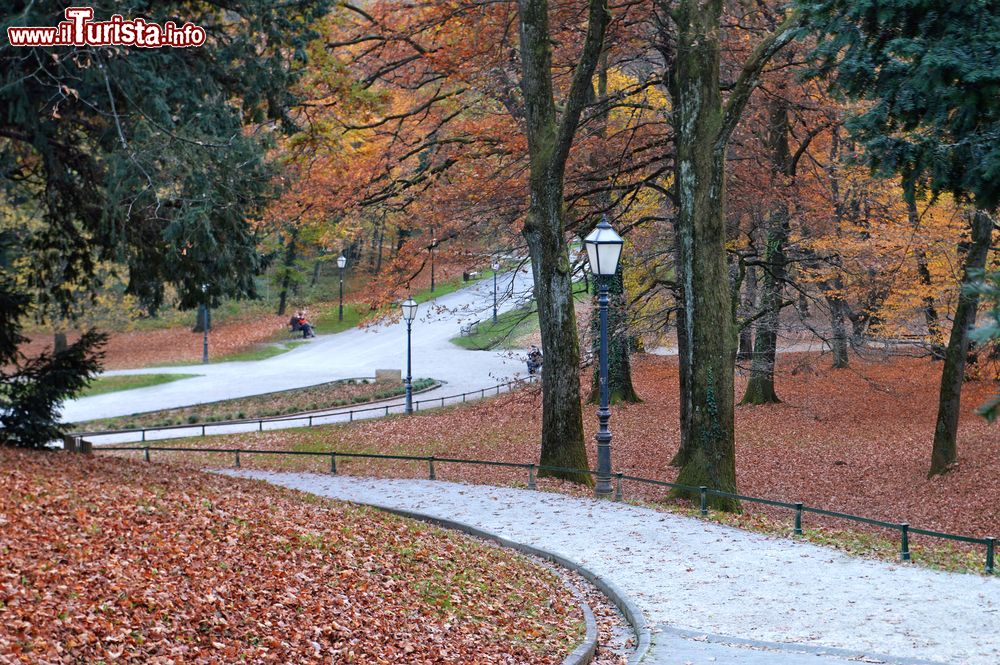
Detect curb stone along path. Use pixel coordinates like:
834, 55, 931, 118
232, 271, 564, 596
220, 472, 1000, 665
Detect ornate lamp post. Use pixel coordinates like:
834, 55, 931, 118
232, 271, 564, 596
401, 297, 418, 414
492, 259, 500, 324
337, 254, 347, 322
583, 217, 623, 498
201, 283, 210, 364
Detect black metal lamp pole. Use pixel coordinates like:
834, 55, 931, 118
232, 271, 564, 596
430, 229, 436, 293
594, 275, 612, 496
583, 216, 623, 499
492, 260, 499, 324
401, 298, 417, 414
337, 255, 347, 322
405, 319, 413, 413
201, 284, 209, 364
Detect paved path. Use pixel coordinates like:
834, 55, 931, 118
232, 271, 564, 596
221, 472, 1000, 665
61, 268, 536, 423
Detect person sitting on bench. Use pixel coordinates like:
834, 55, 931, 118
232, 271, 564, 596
289, 310, 315, 338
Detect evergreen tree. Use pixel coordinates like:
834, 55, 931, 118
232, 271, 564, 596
0, 1, 329, 446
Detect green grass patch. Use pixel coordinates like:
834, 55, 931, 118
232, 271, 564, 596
311, 303, 367, 335
451, 305, 539, 351
80, 373, 198, 397
221, 341, 306, 363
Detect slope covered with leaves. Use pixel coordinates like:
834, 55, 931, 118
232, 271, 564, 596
156, 353, 998, 551
0, 449, 583, 663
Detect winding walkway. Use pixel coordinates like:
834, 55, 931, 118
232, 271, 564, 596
221, 472, 1000, 665
61, 267, 536, 425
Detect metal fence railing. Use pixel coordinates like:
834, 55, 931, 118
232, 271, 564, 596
71, 376, 539, 443
91, 445, 996, 575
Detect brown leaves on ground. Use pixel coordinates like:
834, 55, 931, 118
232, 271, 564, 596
174, 353, 998, 543
0, 449, 583, 663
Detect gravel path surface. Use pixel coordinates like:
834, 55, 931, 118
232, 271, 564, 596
221, 472, 1000, 665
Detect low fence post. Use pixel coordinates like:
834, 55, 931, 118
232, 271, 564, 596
385, 405, 389, 416
986, 537, 995, 574
201, 424, 206, 437
141, 429, 146, 443
259, 420, 263, 432
699, 486, 708, 516
235, 449, 241, 468
440, 396, 445, 407
900, 523, 911, 561
614, 473, 623, 502
349, 411, 354, 422
144, 446, 150, 463
428, 456, 436, 481
463, 393, 466, 403
794, 503, 803, 536
527, 464, 536, 490
330, 453, 337, 475
308, 416, 313, 427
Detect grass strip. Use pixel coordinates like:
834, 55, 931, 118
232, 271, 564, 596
76, 377, 437, 431
80, 373, 198, 397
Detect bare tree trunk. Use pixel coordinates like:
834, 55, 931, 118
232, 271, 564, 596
669, 0, 737, 508
741, 98, 790, 405
907, 198, 944, 358
586, 56, 640, 406
276, 228, 298, 317
737, 263, 756, 362
929, 209, 994, 476
661, 0, 793, 508
827, 292, 850, 368
669, 216, 693, 467
517, 0, 609, 485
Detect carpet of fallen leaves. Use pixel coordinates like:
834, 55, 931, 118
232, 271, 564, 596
22, 316, 290, 370
77, 379, 436, 431
0, 448, 585, 664
152, 353, 999, 548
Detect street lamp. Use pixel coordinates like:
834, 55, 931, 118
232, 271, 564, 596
401, 297, 418, 414
492, 259, 500, 324
584, 216, 623, 498
200, 283, 210, 364
337, 254, 347, 322
430, 231, 436, 293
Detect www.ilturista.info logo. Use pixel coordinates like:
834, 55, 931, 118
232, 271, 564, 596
7, 7, 206, 48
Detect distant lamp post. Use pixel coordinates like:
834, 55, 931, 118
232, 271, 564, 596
337, 254, 347, 322
430, 231, 437, 293
492, 259, 500, 324
401, 297, 418, 414
584, 217, 623, 498
201, 283, 210, 364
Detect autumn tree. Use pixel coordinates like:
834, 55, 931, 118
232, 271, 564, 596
653, 0, 797, 507
801, 0, 1000, 476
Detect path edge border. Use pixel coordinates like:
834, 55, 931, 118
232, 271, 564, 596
370, 504, 651, 665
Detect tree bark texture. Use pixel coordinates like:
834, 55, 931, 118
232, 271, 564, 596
517, 0, 609, 485
929, 209, 994, 476
276, 228, 298, 317
590, 269, 642, 404
741, 98, 790, 405
737, 262, 756, 362
665, 1, 794, 507
669, 0, 737, 508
